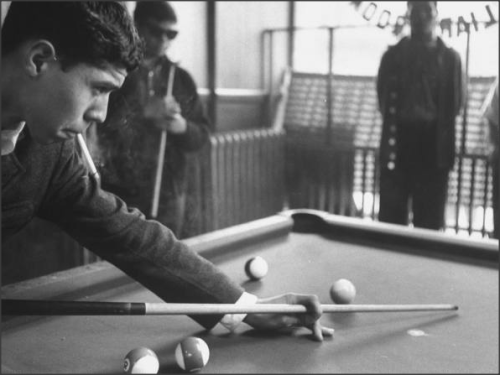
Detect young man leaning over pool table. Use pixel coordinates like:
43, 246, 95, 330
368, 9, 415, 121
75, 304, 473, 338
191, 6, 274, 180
1, 2, 334, 341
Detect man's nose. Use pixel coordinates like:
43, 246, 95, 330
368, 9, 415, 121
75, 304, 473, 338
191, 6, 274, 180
160, 35, 172, 45
86, 98, 109, 125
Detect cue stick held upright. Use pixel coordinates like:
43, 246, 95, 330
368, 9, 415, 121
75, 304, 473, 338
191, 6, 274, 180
77, 134, 100, 181
150, 63, 177, 219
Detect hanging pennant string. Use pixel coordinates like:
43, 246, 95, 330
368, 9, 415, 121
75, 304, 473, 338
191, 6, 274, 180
349, 1, 498, 37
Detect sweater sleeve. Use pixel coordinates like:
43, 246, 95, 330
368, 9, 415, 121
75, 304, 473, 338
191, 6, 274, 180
168, 67, 211, 152
39, 140, 245, 330
376, 48, 392, 114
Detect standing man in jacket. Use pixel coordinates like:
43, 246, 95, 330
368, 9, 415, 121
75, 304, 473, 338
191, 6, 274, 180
2, 1, 334, 341
376, 1, 463, 230
93, 2, 210, 238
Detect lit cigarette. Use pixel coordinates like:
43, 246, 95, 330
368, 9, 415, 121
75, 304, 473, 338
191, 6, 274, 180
77, 134, 100, 180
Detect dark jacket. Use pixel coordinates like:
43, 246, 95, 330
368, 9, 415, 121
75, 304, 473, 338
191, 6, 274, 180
1, 130, 243, 329
95, 57, 210, 222
377, 36, 463, 169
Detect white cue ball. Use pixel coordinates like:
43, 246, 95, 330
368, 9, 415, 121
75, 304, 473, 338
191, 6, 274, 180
244, 256, 269, 280
330, 278, 356, 304
123, 347, 159, 374
175, 337, 210, 372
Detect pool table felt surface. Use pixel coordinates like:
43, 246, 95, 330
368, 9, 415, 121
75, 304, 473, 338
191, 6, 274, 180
1, 211, 498, 373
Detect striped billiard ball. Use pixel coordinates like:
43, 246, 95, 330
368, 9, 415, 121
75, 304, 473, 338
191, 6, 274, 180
123, 347, 159, 374
175, 337, 210, 372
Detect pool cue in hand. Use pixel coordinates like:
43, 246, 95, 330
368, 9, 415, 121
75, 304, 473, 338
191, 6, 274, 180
150, 63, 177, 218
2, 299, 458, 316
77, 134, 100, 181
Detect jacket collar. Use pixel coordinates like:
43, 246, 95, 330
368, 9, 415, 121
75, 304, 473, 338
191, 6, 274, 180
2, 129, 28, 192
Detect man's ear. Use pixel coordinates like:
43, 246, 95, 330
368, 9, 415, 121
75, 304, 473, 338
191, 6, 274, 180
25, 40, 57, 77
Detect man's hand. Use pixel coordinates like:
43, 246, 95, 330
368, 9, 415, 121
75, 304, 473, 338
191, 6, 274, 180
163, 113, 187, 134
242, 293, 334, 341
143, 96, 187, 133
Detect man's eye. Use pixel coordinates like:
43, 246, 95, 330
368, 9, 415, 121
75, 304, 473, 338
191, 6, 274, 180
94, 87, 111, 95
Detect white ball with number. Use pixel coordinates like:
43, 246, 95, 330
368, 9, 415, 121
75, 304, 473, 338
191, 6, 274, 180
123, 347, 159, 374
175, 337, 210, 372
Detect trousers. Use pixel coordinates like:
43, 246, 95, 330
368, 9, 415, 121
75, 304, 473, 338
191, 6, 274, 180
379, 166, 449, 230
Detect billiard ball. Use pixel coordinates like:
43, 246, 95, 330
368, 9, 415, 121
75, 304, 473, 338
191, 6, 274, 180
330, 278, 356, 304
244, 256, 268, 280
123, 347, 159, 374
175, 337, 210, 372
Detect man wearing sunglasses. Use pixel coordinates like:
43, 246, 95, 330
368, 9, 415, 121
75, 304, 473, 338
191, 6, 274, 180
93, 1, 210, 239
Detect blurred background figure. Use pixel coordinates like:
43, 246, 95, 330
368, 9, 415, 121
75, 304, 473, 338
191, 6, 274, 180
91, 1, 211, 238
482, 78, 499, 239
376, 1, 463, 230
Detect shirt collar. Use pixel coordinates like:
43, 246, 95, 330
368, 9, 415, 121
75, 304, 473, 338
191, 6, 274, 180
1, 121, 26, 156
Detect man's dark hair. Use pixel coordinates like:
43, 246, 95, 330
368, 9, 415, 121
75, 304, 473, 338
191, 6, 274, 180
407, 1, 438, 8
2, 2, 143, 72
134, 1, 177, 26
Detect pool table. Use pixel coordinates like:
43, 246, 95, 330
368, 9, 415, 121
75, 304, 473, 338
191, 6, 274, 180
1, 209, 498, 373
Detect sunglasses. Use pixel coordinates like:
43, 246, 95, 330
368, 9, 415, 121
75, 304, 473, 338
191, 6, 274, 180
146, 24, 179, 40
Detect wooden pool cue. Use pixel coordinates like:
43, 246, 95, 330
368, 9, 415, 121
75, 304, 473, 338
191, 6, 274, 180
150, 63, 177, 219
2, 299, 458, 316
77, 134, 100, 181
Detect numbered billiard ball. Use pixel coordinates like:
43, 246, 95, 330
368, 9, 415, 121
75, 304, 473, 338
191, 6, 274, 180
175, 337, 210, 372
123, 347, 159, 374
244, 256, 268, 280
330, 278, 356, 304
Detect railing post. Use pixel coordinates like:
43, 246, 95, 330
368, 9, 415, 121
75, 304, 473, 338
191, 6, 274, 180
287, 1, 295, 69
207, 1, 217, 129
326, 27, 335, 147
469, 157, 477, 235
481, 161, 490, 237
454, 24, 471, 234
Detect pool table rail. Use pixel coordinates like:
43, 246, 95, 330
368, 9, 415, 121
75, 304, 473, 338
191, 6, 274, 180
282, 209, 499, 264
